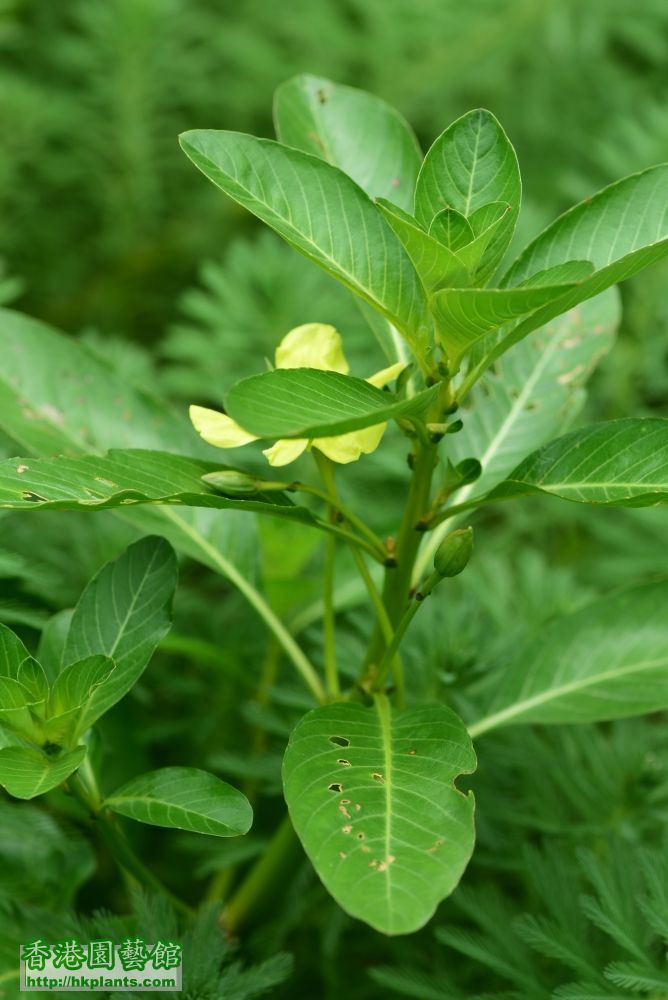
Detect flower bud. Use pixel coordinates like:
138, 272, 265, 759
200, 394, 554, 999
202, 470, 261, 494
434, 527, 473, 578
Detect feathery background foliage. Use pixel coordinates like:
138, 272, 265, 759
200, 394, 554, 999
0, 1, 667, 997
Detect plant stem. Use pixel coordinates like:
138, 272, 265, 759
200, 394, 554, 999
70, 774, 192, 916
223, 815, 303, 935
315, 517, 386, 563
350, 545, 405, 707
364, 438, 438, 672
323, 533, 340, 697
314, 452, 342, 698
295, 481, 388, 561
371, 570, 440, 693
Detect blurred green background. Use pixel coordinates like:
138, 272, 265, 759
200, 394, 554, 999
2, 3, 668, 998
1, 0, 667, 416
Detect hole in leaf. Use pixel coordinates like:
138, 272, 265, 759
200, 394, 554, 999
337, 759, 351, 767
371, 772, 385, 783
329, 736, 350, 747
328, 783, 343, 793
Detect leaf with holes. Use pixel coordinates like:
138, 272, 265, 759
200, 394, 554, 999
225, 369, 439, 439
470, 582, 668, 735
282, 696, 476, 935
415, 109, 521, 281
104, 767, 253, 837
0, 450, 318, 522
179, 130, 428, 351
0, 745, 87, 800
490, 418, 668, 507
60, 536, 177, 731
274, 74, 422, 211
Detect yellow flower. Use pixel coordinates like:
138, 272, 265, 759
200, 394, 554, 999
190, 323, 404, 467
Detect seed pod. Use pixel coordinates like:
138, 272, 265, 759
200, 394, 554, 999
434, 526, 473, 578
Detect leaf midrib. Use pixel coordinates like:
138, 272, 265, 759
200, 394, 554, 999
188, 141, 407, 325
374, 694, 394, 926
469, 654, 668, 737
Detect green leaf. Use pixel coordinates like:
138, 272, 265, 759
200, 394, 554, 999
415, 109, 520, 279
0, 313, 312, 679
0, 675, 43, 739
376, 199, 470, 290
0, 624, 31, 680
429, 201, 511, 285
474, 164, 668, 378
45, 655, 115, 744
179, 130, 428, 350
37, 610, 74, 685
447, 292, 619, 505
16, 657, 49, 704
428, 208, 474, 250
0, 309, 201, 458
225, 369, 439, 439
0, 744, 87, 800
491, 418, 668, 507
454, 202, 514, 282
273, 74, 422, 212
0, 449, 317, 522
104, 767, 253, 837
61, 537, 176, 730
282, 696, 476, 935
431, 277, 587, 364
470, 582, 668, 734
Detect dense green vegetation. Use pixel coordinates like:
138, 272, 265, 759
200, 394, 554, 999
1, 3, 668, 998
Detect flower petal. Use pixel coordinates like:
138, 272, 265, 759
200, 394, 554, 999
189, 405, 258, 448
366, 361, 406, 389
275, 323, 350, 374
263, 438, 309, 467
315, 423, 387, 464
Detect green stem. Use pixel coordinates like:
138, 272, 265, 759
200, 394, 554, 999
70, 774, 192, 916
364, 438, 438, 671
350, 546, 405, 707
315, 517, 386, 563
314, 452, 341, 698
223, 815, 303, 935
371, 570, 440, 693
323, 533, 340, 697
295, 481, 388, 558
